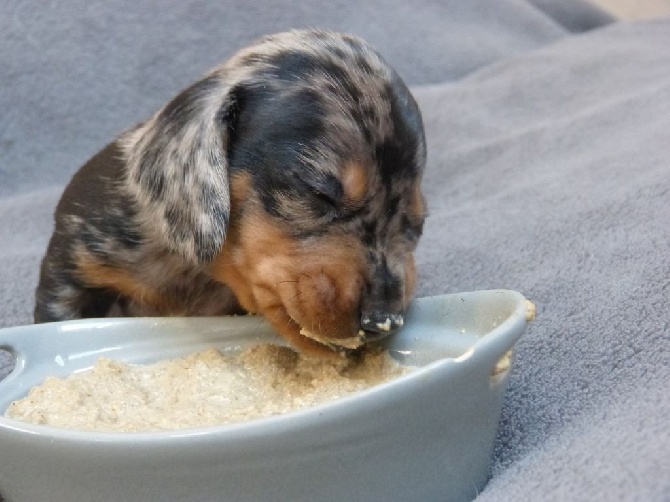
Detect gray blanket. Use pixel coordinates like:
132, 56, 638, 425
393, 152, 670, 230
1, 1, 668, 500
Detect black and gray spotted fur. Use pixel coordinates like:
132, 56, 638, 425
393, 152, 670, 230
35, 29, 426, 326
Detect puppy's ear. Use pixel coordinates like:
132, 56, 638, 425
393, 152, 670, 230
122, 73, 243, 264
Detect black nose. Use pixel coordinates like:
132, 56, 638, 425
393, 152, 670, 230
360, 311, 404, 341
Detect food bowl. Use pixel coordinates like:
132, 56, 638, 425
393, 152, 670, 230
0, 290, 533, 502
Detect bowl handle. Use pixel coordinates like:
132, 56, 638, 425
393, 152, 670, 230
0, 324, 36, 388
468, 297, 535, 380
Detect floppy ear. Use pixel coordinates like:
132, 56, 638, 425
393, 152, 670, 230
122, 72, 242, 264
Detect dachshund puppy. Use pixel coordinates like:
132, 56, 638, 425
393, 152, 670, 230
34, 29, 427, 355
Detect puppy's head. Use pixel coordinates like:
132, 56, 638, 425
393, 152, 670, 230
126, 30, 426, 355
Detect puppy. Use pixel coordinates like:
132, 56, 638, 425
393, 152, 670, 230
34, 29, 427, 355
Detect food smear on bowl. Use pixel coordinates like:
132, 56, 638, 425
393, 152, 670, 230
5, 345, 410, 432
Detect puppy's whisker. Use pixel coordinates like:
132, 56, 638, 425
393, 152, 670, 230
267, 306, 288, 326
285, 291, 303, 305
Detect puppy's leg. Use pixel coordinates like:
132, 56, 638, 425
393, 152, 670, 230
34, 140, 141, 323
34, 236, 117, 322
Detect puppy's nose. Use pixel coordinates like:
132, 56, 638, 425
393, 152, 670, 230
360, 311, 404, 341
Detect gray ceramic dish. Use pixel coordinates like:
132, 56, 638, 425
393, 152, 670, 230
0, 289, 533, 502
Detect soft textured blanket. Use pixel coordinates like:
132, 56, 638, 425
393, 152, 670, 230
1, 1, 668, 500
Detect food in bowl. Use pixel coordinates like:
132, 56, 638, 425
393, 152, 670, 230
6, 344, 409, 432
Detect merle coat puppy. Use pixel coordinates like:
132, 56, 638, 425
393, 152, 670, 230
35, 29, 427, 355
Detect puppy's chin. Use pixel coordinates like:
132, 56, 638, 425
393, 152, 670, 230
213, 262, 367, 357
252, 301, 358, 358
249, 280, 364, 357
298, 326, 365, 350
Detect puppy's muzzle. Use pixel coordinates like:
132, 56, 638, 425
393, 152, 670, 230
360, 311, 405, 341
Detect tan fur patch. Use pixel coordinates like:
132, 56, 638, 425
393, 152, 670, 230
74, 250, 174, 313
229, 171, 253, 209
410, 183, 427, 221
341, 161, 368, 206
403, 255, 417, 306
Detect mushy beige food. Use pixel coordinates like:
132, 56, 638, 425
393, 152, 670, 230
6, 345, 409, 432
299, 327, 365, 349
